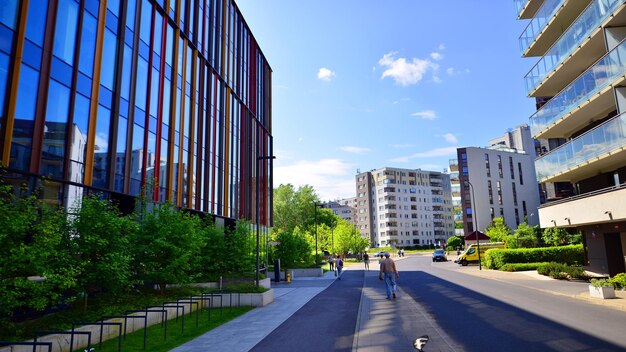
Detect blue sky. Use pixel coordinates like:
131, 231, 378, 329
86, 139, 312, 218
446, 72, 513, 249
236, 0, 537, 201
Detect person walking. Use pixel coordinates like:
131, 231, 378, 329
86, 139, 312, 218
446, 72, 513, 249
363, 252, 370, 271
379, 252, 399, 299
336, 256, 344, 280
328, 254, 334, 271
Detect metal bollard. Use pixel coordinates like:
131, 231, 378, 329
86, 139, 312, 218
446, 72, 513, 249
286, 272, 291, 283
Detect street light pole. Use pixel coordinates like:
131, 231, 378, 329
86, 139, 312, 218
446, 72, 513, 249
314, 202, 322, 267
256, 155, 275, 287
467, 180, 481, 270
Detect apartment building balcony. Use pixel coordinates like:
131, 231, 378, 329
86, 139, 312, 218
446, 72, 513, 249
529, 38, 626, 139
520, 0, 591, 57
383, 187, 396, 192
515, 0, 545, 19
384, 204, 397, 210
525, 0, 626, 97
432, 190, 443, 195
386, 222, 398, 228
535, 113, 626, 183
384, 213, 398, 219
383, 196, 396, 202
538, 183, 626, 227
433, 205, 444, 212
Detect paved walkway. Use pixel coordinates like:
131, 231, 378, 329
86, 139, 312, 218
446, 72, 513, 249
172, 255, 626, 351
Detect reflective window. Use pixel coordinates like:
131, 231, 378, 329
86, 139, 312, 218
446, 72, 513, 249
25, 0, 49, 45
107, 0, 120, 16
100, 29, 117, 90
93, 105, 111, 188
71, 93, 89, 167
120, 44, 132, 99
0, 1, 19, 30
135, 57, 148, 109
139, 0, 151, 45
114, 115, 127, 193
41, 81, 70, 178
78, 12, 97, 75
15, 64, 39, 120
53, 0, 79, 64
0, 53, 8, 119
126, 0, 136, 30
46, 80, 71, 123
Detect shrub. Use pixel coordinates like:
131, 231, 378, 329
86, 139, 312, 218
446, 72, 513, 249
609, 273, 626, 289
537, 262, 588, 280
483, 244, 583, 269
590, 278, 614, 288
499, 262, 550, 272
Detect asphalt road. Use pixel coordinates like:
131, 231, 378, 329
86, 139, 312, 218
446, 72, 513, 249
252, 255, 626, 351
397, 255, 626, 351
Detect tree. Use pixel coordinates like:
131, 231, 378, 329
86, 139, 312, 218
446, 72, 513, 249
272, 228, 312, 268
70, 195, 136, 308
542, 227, 581, 247
446, 236, 462, 250
485, 217, 512, 243
333, 218, 369, 256
273, 184, 321, 233
133, 202, 203, 294
507, 222, 539, 248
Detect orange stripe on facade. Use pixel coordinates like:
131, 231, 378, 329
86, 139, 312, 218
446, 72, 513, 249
221, 0, 227, 79
84, 0, 108, 185
1, 0, 29, 165
167, 28, 181, 202
187, 50, 197, 208
223, 87, 231, 217
177, 39, 188, 206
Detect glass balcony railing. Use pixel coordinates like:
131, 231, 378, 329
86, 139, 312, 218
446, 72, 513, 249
529, 37, 626, 136
519, 0, 566, 53
536, 113, 626, 181
525, 0, 625, 94
514, 0, 528, 16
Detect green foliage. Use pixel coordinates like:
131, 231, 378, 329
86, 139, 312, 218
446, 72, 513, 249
333, 218, 369, 256
272, 229, 312, 268
537, 262, 588, 280
70, 195, 136, 299
499, 262, 550, 272
221, 220, 255, 274
506, 222, 540, 249
134, 202, 204, 292
485, 217, 512, 243
446, 236, 462, 250
608, 273, 626, 289
541, 227, 581, 246
590, 278, 614, 288
273, 184, 321, 233
483, 244, 584, 269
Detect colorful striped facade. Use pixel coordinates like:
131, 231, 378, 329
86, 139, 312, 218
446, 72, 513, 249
0, 0, 273, 225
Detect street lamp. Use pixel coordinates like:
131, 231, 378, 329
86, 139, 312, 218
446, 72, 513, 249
330, 218, 335, 256
314, 202, 323, 266
466, 180, 481, 270
256, 155, 275, 287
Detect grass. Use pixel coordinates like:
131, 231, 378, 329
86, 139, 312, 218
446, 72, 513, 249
93, 306, 252, 351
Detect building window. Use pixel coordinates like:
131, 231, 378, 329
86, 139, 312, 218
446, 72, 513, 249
515, 208, 520, 226
497, 155, 503, 178
497, 181, 502, 205
512, 182, 518, 206
518, 162, 524, 185
509, 157, 515, 179
488, 180, 493, 205
485, 153, 491, 177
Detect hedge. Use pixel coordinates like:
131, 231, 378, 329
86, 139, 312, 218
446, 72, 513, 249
483, 244, 583, 270
498, 262, 550, 272
537, 262, 587, 280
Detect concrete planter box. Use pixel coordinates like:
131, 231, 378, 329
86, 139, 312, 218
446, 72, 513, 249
589, 285, 616, 299
290, 268, 324, 278
169, 277, 271, 289
1, 289, 273, 352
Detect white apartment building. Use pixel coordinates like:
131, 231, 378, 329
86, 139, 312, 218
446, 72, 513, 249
322, 198, 356, 223
355, 167, 454, 248
517, 0, 626, 275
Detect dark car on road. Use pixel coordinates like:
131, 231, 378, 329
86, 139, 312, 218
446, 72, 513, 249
432, 249, 447, 262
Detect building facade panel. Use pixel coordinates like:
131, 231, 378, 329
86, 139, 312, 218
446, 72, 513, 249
0, 0, 272, 226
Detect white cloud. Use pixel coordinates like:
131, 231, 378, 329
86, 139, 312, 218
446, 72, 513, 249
446, 67, 455, 75
378, 52, 438, 86
442, 133, 458, 144
274, 159, 357, 200
419, 163, 445, 172
432, 75, 443, 84
430, 52, 443, 61
411, 110, 437, 120
339, 146, 370, 154
317, 67, 336, 81
438, 44, 446, 51
390, 146, 458, 163
391, 143, 414, 149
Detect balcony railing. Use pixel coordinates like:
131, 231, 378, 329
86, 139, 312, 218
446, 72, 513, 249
519, 0, 566, 53
514, 0, 528, 16
530, 37, 626, 137
525, 0, 625, 94
536, 113, 626, 181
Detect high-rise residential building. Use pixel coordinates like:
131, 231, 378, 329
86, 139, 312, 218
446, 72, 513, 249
456, 146, 540, 235
0, 1, 273, 228
448, 159, 464, 237
517, 0, 626, 275
355, 167, 454, 248
323, 198, 356, 223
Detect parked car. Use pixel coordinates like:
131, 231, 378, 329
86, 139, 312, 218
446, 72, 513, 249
374, 251, 388, 258
432, 249, 447, 262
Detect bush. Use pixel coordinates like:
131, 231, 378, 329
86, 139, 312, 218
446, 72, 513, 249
537, 262, 588, 280
499, 262, 550, 272
590, 278, 614, 288
483, 244, 583, 269
609, 273, 626, 289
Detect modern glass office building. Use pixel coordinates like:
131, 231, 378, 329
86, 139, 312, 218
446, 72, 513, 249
0, 0, 273, 226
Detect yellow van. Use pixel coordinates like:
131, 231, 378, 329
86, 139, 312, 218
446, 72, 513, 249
456, 242, 504, 266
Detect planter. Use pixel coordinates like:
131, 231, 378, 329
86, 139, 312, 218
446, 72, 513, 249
589, 284, 616, 299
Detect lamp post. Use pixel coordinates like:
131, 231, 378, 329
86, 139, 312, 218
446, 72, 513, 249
331, 218, 335, 256
314, 202, 323, 266
256, 155, 275, 287
467, 180, 481, 270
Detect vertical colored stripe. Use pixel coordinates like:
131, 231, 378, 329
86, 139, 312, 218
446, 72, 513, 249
221, 0, 226, 78
223, 87, 230, 217
1, 0, 30, 165
187, 50, 197, 208
154, 14, 167, 201
85, 0, 109, 185
177, 39, 187, 206
166, 28, 181, 202
211, 74, 217, 213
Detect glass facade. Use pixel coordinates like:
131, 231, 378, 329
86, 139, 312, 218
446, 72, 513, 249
0, 0, 273, 226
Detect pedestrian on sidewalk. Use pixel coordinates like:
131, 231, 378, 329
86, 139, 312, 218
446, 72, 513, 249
336, 256, 344, 280
363, 252, 370, 271
328, 254, 334, 271
379, 252, 399, 299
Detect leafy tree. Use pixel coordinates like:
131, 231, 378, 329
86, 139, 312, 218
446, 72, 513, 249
542, 227, 581, 247
507, 222, 539, 248
70, 195, 136, 309
333, 218, 369, 256
446, 236, 462, 250
133, 202, 203, 294
485, 217, 512, 243
272, 228, 312, 268
220, 220, 255, 274
273, 184, 321, 233
197, 218, 226, 275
